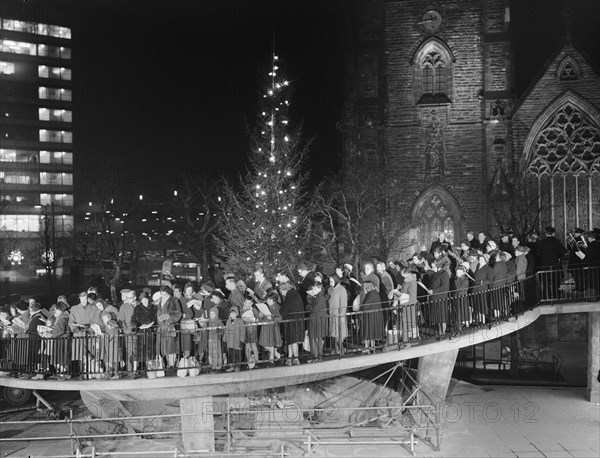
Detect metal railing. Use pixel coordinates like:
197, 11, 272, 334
0, 266, 597, 379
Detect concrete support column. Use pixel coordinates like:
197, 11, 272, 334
180, 396, 215, 452
586, 312, 599, 403
416, 348, 459, 406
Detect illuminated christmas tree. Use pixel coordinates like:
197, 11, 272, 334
219, 53, 312, 276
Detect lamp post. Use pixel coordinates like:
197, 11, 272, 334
37, 202, 56, 294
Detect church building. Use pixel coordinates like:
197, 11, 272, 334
341, 0, 600, 254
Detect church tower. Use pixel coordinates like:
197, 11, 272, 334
342, 0, 515, 254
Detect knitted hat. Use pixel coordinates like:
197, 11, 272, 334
229, 305, 239, 316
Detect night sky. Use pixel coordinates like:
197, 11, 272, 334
3, 0, 599, 203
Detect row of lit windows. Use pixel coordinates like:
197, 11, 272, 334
40, 193, 73, 206
0, 171, 73, 185
39, 87, 72, 101
0, 40, 71, 59
38, 65, 71, 80
0, 215, 74, 233
0, 193, 73, 207
0, 61, 15, 74
39, 129, 72, 143
39, 108, 72, 122
0, 149, 72, 164
1, 19, 71, 39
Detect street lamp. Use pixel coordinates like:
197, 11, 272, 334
36, 202, 56, 293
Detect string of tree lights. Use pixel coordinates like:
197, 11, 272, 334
218, 53, 313, 276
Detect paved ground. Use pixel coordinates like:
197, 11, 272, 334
0, 383, 598, 457
309, 383, 600, 458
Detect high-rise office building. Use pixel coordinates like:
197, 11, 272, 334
0, 18, 73, 268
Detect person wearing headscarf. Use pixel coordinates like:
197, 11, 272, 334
360, 281, 385, 353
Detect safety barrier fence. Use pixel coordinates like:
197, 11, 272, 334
0, 267, 597, 378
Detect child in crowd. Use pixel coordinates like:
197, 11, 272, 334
241, 292, 260, 369
223, 306, 245, 372
207, 307, 224, 371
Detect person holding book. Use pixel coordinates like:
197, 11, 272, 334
68, 291, 101, 379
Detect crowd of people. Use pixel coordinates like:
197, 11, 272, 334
0, 226, 598, 381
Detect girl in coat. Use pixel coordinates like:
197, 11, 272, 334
207, 306, 224, 371
258, 291, 283, 366
241, 292, 259, 369
328, 275, 348, 355
223, 306, 245, 372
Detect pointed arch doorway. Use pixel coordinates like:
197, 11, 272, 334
411, 186, 463, 249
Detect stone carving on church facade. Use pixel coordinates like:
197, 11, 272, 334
422, 109, 446, 176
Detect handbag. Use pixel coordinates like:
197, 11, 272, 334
146, 359, 157, 379
155, 356, 165, 378
177, 357, 189, 377
351, 295, 361, 312
187, 357, 200, 377
302, 330, 310, 352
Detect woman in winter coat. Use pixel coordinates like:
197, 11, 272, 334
328, 275, 348, 355
427, 257, 451, 338
306, 282, 328, 362
360, 281, 385, 352
131, 291, 158, 367
155, 286, 182, 369
258, 291, 283, 366
279, 282, 304, 365
453, 264, 471, 335
491, 252, 509, 320
471, 253, 495, 325
397, 267, 419, 342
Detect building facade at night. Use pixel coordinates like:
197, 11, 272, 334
341, 0, 600, 253
0, 19, 73, 270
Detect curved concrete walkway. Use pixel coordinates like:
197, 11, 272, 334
1, 301, 596, 401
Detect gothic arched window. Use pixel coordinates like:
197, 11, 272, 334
556, 55, 581, 82
411, 38, 455, 104
526, 101, 600, 235
411, 187, 462, 249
